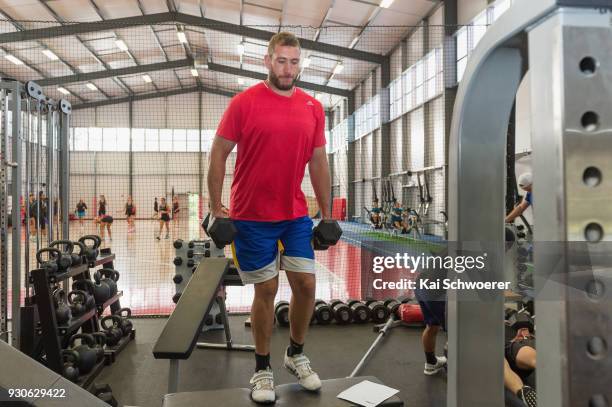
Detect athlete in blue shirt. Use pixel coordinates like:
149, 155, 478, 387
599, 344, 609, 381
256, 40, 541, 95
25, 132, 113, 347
505, 173, 533, 223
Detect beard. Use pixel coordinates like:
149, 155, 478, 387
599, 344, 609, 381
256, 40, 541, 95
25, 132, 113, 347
268, 70, 298, 91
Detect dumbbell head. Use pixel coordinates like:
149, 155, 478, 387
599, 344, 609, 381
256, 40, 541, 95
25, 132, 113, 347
313, 299, 332, 325
366, 300, 389, 323
384, 298, 401, 316
314, 220, 343, 246
173, 257, 183, 266
347, 299, 370, 323
274, 301, 290, 326
173, 239, 183, 249
187, 259, 195, 268
173, 274, 183, 284
188, 241, 195, 249
208, 217, 238, 248
172, 292, 182, 304
204, 315, 214, 326
187, 250, 194, 258
517, 263, 528, 272
329, 299, 352, 325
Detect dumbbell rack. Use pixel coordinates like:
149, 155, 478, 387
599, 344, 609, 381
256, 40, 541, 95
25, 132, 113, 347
28, 246, 135, 390
29, 263, 107, 390
75, 247, 136, 364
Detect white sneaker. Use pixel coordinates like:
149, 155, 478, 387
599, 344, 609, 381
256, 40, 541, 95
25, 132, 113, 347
424, 355, 447, 375
283, 352, 321, 391
250, 369, 275, 404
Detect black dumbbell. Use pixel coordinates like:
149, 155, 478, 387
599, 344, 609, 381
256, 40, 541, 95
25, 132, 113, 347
49, 240, 74, 271
365, 299, 390, 323
174, 257, 183, 266
313, 299, 332, 325
275, 301, 289, 326
173, 239, 183, 249
207, 216, 237, 249
204, 250, 211, 258
172, 292, 182, 304
204, 242, 211, 249
517, 263, 528, 272
347, 299, 371, 324
204, 314, 213, 326
329, 299, 352, 325
188, 241, 195, 249
187, 250, 194, 258
187, 259, 195, 268
173, 274, 183, 284
383, 298, 401, 316
312, 220, 343, 250
215, 314, 223, 325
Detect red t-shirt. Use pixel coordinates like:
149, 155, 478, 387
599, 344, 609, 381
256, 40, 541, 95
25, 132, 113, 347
216, 82, 326, 221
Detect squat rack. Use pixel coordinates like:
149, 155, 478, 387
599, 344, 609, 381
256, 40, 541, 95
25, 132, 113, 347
0, 79, 72, 349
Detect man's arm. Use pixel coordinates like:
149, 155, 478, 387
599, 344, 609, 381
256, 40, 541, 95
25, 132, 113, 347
308, 146, 332, 219
505, 200, 529, 223
207, 136, 236, 217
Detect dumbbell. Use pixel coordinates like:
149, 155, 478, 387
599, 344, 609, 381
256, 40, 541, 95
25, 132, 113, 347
173, 239, 183, 249
312, 220, 343, 250
383, 298, 401, 317
187, 259, 195, 268
329, 300, 352, 325
347, 299, 371, 324
205, 215, 237, 249
313, 299, 332, 325
275, 301, 289, 326
204, 314, 214, 326
173, 257, 183, 266
173, 274, 183, 284
365, 299, 390, 323
172, 292, 182, 304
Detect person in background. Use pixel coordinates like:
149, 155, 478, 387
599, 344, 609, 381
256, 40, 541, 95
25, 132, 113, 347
125, 196, 136, 233
76, 199, 87, 227
505, 173, 533, 223
153, 197, 159, 219
98, 194, 107, 220
369, 198, 382, 228
172, 196, 180, 221
97, 213, 113, 241
156, 197, 170, 240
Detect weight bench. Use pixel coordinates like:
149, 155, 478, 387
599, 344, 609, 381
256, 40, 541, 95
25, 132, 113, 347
154, 257, 404, 406
0, 340, 109, 406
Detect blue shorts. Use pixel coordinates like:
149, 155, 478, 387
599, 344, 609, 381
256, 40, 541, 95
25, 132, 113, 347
391, 215, 402, 223
231, 216, 315, 284
416, 297, 446, 329
77, 211, 85, 218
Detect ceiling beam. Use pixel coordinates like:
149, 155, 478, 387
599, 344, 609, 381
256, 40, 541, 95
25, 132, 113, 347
72, 85, 235, 110
34, 56, 349, 97
36, 58, 193, 86
0, 12, 384, 64
208, 62, 350, 97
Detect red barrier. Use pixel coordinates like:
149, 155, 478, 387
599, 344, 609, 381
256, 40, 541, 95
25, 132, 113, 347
332, 197, 346, 221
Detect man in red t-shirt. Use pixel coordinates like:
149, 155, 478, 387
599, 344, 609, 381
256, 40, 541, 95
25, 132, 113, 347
208, 32, 331, 404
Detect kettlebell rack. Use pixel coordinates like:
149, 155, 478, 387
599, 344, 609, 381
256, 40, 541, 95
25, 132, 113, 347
27, 242, 135, 390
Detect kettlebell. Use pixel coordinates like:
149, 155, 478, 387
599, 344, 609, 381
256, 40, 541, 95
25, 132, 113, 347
52, 288, 72, 325
100, 315, 123, 347
115, 308, 133, 337
69, 333, 98, 374
91, 332, 107, 363
49, 240, 74, 271
61, 349, 80, 382
98, 269, 119, 297
36, 247, 62, 274
67, 290, 88, 316
78, 235, 100, 262
91, 273, 111, 305
71, 279, 96, 311
71, 240, 86, 266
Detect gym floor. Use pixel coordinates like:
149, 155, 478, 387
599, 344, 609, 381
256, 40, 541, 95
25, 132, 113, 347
96, 315, 447, 407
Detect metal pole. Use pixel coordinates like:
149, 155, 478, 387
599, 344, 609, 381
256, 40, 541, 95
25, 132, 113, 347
0, 88, 8, 343
59, 100, 71, 239
168, 359, 179, 394
10, 83, 22, 348
46, 105, 54, 242
349, 315, 395, 378
23, 97, 31, 299
35, 100, 42, 253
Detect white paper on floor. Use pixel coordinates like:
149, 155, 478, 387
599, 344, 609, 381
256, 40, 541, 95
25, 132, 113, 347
337, 380, 399, 407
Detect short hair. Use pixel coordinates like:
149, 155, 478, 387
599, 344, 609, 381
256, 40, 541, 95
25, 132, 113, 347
268, 32, 300, 57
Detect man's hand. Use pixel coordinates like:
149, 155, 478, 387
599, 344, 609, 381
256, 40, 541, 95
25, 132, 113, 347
211, 206, 230, 219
